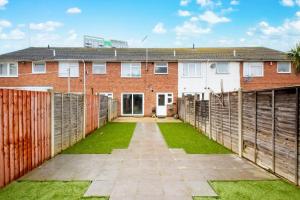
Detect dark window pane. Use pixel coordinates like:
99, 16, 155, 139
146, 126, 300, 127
123, 94, 132, 114
133, 94, 143, 114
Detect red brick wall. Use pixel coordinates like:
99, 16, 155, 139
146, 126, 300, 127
240, 61, 300, 91
0, 61, 178, 116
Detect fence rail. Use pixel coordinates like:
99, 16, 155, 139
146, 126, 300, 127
178, 87, 300, 186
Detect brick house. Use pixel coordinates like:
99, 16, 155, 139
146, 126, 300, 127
0, 47, 297, 116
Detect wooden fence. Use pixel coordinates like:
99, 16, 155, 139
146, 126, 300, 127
53, 93, 84, 155
0, 89, 51, 188
99, 95, 108, 127
85, 95, 99, 136
178, 87, 300, 186
0, 89, 113, 188
108, 98, 118, 122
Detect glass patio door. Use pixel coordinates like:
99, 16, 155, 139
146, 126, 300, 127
122, 93, 144, 115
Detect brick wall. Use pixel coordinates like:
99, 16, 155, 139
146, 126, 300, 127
240, 61, 300, 91
0, 61, 178, 117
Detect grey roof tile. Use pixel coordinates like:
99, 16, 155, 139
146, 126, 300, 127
0, 47, 289, 62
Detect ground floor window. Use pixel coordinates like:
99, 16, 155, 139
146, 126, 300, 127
122, 93, 144, 115
99, 92, 113, 99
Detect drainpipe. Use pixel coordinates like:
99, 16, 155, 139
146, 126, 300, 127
82, 59, 86, 138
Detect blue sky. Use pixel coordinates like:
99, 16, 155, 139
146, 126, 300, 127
0, 0, 300, 53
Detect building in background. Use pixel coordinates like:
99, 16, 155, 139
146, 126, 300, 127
83, 35, 128, 48
0, 47, 294, 117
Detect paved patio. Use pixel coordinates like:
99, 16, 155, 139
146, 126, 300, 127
20, 122, 276, 200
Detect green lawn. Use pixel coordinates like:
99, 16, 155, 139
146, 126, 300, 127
63, 122, 136, 154
158, 123, 231, 154
0, 181, 107, 200
194, 180, 300, 200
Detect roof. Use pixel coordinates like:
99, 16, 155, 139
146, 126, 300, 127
0, 47, 290, 62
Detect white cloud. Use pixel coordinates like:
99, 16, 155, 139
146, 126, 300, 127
29, 21, 63, 31
0, 29, 25, 40
280, 0, 295, 6
66, 7, 82, 14
296, 11, 300, 17
175, 21, 210, 37
178, 10, 191, 17
196, 0, 213, 7
0, 19, 11, 27
198, 11, 230, 24
152, 22, 167, 34
230, 0, 239, 5
190, 16, 199, 21
180, 0, 190, 6
0, 0, 8, 9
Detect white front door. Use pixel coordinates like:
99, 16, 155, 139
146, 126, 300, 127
156, 93, 167, 117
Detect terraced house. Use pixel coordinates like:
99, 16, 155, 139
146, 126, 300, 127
0, 47, 296, 117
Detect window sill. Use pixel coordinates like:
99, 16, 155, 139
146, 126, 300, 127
154, 73, 168, 75
277, 72, 291, 74
0, 75, 18, 78
32, 72, 46, 74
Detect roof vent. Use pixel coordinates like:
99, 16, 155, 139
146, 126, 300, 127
173, 49, 176, 57
114, 49, 117, 57
52, 49, 56, 57
233, 49, 236, 57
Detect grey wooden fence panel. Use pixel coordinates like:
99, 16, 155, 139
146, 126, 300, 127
99, 95, 108, 127
275, 89, 297, 182
53, 93, 85, 155
178, 87, 300, 185
53, 93, 62, 155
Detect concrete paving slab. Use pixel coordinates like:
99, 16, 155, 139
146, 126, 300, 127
84, 180, 115, 197
20, 122, 277, 200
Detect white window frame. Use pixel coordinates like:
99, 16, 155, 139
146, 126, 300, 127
216, 62, 230, 74
277, 62, 291, 74
121, 63, 141, 78
0, 62, 18, 77
243, 62, 264, 77
182, 63, 201, 78
32, 61, 46, 74
154, 62, 168, 74
99, 92, 113, 99
121, 93, 144, 116
92, 62, 106, 74
167, 93, 173, 105
58, 61, 79, 78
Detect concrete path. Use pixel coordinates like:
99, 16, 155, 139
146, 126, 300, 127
21, 122, 276, 200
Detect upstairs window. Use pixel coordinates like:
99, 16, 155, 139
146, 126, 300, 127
182, 63, 201, 77
32, 62, 46, 74
59, 62, 79, 77
216, 62, 230, 74
154, 63, 168, 74
121, 63, 141, 77
243, 62, 264, 77
93, 62, 106, 74
0, 62, 18, 77
277, 62, 291, 73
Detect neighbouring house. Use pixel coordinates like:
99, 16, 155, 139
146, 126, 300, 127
0, 47, 296, 117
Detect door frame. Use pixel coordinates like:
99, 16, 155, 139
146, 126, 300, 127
156, 92, 173, 117
121, 92, 144, 116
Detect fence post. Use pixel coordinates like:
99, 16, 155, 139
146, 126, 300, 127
295, 87, 299, 185
194, 96, 197, 128
61, 94, 63, 152
49, 90, 55, 158
238, 89, 243, 157
98, 95, 100, 128
254, 91, 258, 163
83, 94, 86, 138
209, 92, 212, 139
228, 92, 232, 150
271, 90, 275, 172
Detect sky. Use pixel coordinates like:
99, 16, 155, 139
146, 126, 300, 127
0, 0, 300, 54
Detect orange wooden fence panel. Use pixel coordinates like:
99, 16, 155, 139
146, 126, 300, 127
85, 95, 99, 135
0, 89, 51, 188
